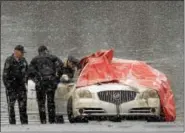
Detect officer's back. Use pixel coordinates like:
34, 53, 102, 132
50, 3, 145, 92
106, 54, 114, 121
27, 45, 63, 124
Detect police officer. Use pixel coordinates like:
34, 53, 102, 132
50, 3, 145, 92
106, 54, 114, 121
3, 45, 28, 124
27, 45, 63, 124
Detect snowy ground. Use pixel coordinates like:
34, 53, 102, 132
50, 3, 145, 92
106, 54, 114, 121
1, 120, 184, 132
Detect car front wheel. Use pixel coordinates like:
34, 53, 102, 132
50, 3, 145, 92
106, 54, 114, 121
147, 107, 165, 122
67, 97, 76, 123
67, 96, 88, 123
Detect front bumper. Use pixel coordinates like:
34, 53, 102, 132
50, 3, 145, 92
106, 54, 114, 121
73, 98, 160, 118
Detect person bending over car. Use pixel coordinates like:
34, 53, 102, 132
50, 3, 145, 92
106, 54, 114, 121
61, 55, 81, 83
27, 45, 63, 124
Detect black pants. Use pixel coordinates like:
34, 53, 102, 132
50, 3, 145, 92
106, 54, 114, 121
6, 86, 28, 124
36, 79, 57, 124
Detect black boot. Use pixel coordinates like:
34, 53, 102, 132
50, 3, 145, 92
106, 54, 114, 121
55, 115, 64, 124
41, 120, 47, 124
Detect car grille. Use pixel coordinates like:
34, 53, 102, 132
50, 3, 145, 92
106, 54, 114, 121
97, 90, 137, 105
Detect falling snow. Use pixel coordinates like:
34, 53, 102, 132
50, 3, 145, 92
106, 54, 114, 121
1, 1, 184, 132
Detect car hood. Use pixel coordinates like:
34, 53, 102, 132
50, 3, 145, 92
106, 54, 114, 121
79, 83, 148, 93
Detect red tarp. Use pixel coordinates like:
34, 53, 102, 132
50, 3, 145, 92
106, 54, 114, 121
77, 49, 176, 122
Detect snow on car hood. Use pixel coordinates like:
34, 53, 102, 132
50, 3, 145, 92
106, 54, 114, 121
79, 83, 148, 93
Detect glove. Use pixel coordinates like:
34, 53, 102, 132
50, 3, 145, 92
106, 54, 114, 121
60, 74, 69, 82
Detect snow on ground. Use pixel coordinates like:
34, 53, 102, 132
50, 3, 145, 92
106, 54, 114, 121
1, 121, 184, 132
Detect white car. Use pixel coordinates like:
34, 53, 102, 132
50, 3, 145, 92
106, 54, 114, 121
27, 78, 163, 123
66, 82, 164, 123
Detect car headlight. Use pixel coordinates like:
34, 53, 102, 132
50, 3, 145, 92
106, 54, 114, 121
77, 89, 92, 98
142, 89, 159, 99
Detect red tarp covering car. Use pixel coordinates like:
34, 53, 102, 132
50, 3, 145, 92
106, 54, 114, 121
76, 49, 176, 122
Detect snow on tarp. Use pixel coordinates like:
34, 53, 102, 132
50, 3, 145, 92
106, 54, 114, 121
77, 49, 176, 122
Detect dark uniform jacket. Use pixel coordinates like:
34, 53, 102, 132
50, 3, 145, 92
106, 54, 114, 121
27, 52, 63, 84
3, 54, 28, 89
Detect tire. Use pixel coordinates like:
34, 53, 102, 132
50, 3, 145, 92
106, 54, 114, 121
147, 107, 165, 122
146, 116, 162, 122
67, 96, 88, 123
67, 96, 76, 123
